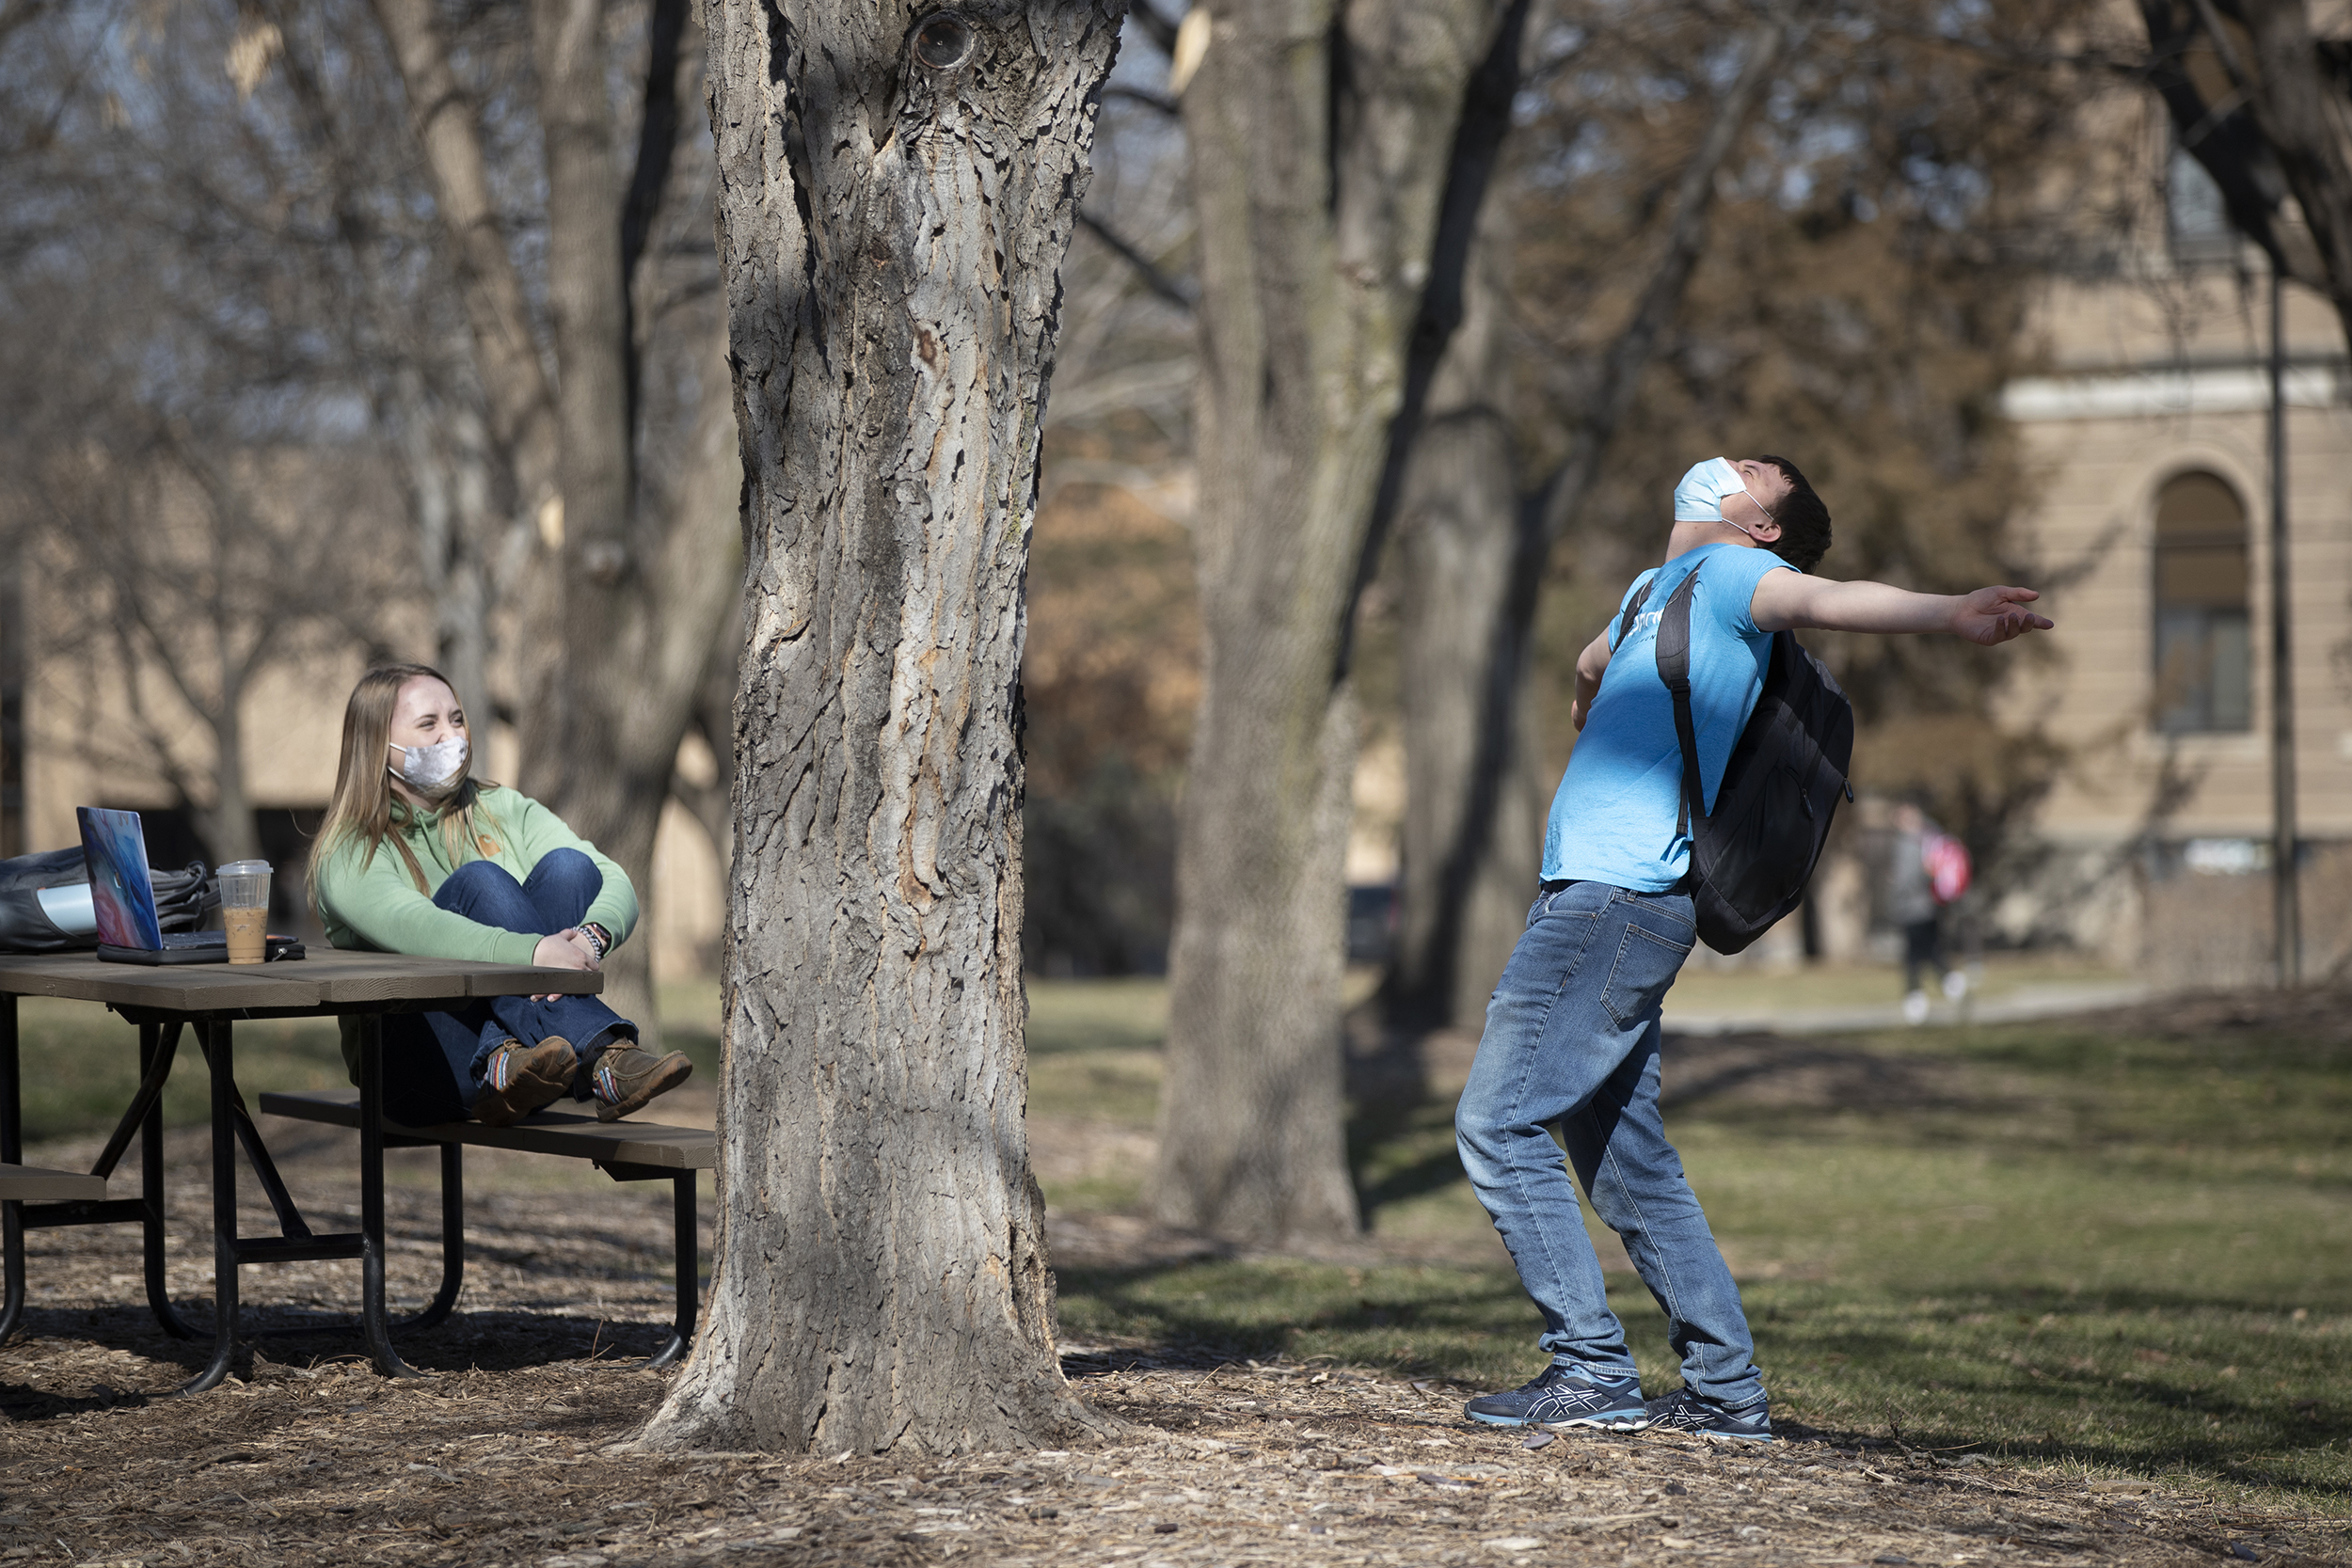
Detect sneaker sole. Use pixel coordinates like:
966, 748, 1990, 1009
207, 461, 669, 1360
1536, 1412, 1650, 1432
1465, 1409, 1533, 1427
1466, 1402, 1646, 1429
596, 1052, 693, 1122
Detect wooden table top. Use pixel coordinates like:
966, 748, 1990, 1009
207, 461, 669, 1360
0, 948, 604, 1013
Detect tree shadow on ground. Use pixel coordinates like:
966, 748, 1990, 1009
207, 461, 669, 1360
1053, 1257, 1529, 1376
0, 1304, 680, 1422
1656, 1030, 1987, 1116
1339, 1018, 2004, 1224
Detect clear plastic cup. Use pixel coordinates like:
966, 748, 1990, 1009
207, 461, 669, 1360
217, 859, 271, 964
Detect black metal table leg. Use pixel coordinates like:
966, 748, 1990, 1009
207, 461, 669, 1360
2, 994, 24, 1343
646, 1172, 697, 1370
357, 1012, 420, 1378
137, 1022, 197, 1339
179, 1017, 240, 1395
394, 1142, 466, 1333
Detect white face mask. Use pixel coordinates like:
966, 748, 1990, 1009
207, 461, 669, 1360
1672, 456, 1756, 525
388, 735, 469, 797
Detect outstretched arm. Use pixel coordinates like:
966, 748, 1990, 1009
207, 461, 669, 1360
1750, 571, 2054, 645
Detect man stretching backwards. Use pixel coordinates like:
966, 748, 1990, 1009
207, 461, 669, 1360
1454, 455, 2051, 1441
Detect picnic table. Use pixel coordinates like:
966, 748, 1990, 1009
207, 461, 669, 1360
0, 949, 605, 1394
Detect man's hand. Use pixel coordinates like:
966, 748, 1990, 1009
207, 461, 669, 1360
1947, 585, 2053, 645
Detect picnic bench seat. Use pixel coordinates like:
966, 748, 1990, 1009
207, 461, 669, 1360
257, 1088, 710, 1368
0, 1164, 108, 1203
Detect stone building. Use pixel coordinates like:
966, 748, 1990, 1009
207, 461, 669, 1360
1986, 103, 2352, 985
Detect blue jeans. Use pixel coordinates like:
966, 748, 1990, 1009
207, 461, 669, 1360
379, 849, 636, 1125
1454, 880, 1765, 1409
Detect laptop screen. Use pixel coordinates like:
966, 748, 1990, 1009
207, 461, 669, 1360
77, 807, 167, 950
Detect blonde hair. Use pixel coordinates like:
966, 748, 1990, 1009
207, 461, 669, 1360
315, 664, 503, 906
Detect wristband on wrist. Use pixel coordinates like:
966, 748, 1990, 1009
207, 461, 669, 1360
580, 923, 610, 959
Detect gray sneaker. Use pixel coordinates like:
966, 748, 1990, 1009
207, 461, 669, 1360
1463, 1362, 1647, 1430
1640, 1387, 1774, 1442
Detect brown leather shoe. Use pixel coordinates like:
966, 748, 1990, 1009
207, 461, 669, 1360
589, 1041, 692, 1122
473, 1037, 576, 1127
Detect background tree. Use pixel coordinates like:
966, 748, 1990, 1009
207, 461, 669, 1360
1151, 0, 1527, 1248
2139, 0, 2352, 353
367, 0, 741, 1046
640, 0, 1126, 1453
0, 0, 420, 867
1381, 4, 1792, 1030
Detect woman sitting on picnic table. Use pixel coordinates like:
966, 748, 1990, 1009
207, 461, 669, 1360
310, 663, 691, 1128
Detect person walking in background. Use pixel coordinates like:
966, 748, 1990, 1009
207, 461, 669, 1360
311, 664, 692, 1128
1454, 453, 2051, 1444
1887, 799, 1970, 1023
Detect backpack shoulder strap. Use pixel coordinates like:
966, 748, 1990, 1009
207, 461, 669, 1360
1652, 562, 1708, 835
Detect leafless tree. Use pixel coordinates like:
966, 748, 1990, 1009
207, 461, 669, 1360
363, 0, 742, 1042
2141, 0, 2352, 352
640, 0, 1125, 1454
0, 0, 420, 866
1136, 0, 1534, 1249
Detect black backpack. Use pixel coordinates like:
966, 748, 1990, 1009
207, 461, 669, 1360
1617, 561, 1855, 954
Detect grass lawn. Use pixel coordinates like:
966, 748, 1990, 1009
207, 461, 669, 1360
1032, 974, 2352, 1524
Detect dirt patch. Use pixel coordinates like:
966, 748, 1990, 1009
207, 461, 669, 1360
3, 1123, 2340, 1566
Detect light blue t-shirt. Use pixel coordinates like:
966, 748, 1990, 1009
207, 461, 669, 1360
1541, 543, 1798, 891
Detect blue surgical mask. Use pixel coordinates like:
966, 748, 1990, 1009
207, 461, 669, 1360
1672, 457, 1753, 524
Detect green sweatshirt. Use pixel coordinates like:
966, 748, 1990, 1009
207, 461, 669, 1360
312, 784, 639, 965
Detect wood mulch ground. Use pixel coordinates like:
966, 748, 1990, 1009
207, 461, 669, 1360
2, 1069, 2343, 1565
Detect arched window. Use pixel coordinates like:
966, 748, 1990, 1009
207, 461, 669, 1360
2152, 471, 2251, 734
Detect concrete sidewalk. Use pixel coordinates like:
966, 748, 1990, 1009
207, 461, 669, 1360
1661, 977, 2154, 1037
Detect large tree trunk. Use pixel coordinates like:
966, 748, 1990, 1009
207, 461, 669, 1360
1152, 0, 1505, 1246
640, 0, 1123, 1453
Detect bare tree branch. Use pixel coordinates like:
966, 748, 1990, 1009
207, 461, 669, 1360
1076, 207, 1198, 309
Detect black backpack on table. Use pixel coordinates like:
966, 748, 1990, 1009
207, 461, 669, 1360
1617, 560, 1855, 955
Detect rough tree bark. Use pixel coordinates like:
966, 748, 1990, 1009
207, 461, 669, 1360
1152, 0, 1514, 1246
639, 0, 1124, 1453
